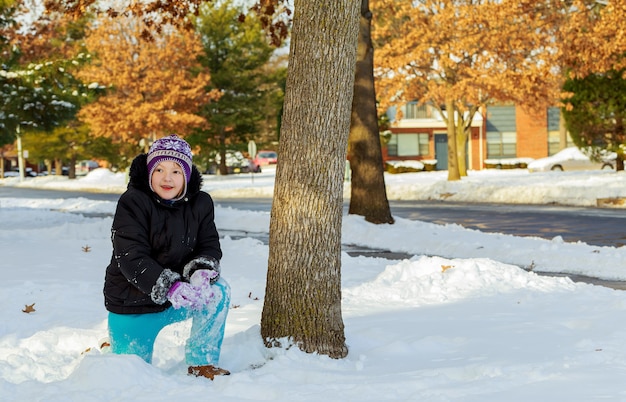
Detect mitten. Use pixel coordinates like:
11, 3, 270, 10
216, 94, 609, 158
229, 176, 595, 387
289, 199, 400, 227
183, 256, 221, 284
190, 269, 218, 305
167, 281, 203, 309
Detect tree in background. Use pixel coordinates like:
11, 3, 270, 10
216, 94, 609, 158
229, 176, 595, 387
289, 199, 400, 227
77, 16, 217, 169
12, 5, 107, 178
190, 0, 281, 175
348, 0, 394, 224
0, 54, 100, 175
0, 0, 98, 179
17, 0, 87, 63
255, 54, 287, 147
43, 0, 205, 41
558, 1, 626, 170
561, 69, 626, 171
372, 0, 568, 181
559, 1, 626, 78
0, 0, 20, 156
22, 121, 119, 176
261, 0, 360, 359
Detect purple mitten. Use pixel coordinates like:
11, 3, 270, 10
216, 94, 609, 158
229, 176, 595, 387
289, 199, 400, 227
190, 270, 218, 305
183, 257, 220, 284
167, 281, 202, 309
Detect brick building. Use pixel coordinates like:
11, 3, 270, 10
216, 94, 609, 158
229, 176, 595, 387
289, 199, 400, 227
384, 102, 572, 170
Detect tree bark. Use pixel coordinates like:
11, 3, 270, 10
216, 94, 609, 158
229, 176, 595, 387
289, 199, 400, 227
260, 0, 360, 359
347, 0, 394, 225
218, 128, 227, 175
559, 109, 568, 151
446, 99, 461, 181
456, 121, 468, 177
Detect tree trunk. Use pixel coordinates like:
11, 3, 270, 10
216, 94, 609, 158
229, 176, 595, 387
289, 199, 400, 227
16, 131, 25, 182
54, 159, 63, 176
218, 128, 227, 175
260, 0, 360, 359
559, 109, 568, 150
347, 0, 394, 225
456, 121, 468, 177
617, 156, 624, 171
446, 99, 461, 181
68, 155, 77, 179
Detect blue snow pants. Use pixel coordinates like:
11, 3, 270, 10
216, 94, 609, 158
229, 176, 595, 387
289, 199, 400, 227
107, 279, 230, 366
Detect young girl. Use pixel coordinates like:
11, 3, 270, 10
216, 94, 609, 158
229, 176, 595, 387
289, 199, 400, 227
104, 134, 230, 380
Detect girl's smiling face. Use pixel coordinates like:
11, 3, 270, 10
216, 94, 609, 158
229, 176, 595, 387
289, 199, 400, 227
150, 160, 185, 200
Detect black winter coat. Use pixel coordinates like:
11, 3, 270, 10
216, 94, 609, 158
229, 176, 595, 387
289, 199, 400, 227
104, 154, 222, 314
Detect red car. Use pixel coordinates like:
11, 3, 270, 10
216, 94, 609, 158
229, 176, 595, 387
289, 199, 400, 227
253, 150, 278, 166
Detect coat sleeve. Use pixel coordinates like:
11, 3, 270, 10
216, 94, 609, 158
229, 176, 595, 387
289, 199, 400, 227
110, 191, 176, 300
191, 192, 223, 267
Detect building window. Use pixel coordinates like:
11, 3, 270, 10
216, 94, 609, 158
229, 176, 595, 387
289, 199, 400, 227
486, 131, 517, 158
405, 102, 431, 119
548, 131, 574, 155
388, 133, 429, 156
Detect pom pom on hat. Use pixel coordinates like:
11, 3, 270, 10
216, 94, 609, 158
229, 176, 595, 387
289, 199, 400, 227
147, 135, 193, 197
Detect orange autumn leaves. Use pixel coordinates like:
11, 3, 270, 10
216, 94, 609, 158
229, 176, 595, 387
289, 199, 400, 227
371, 0, 624, 114
559, 1, 626, 78
372, 0, 564, 114
77, 17, 220, 146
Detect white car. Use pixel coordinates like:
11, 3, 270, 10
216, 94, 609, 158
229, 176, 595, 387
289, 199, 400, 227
527, 147, 615, 172
213, 151, 254, 174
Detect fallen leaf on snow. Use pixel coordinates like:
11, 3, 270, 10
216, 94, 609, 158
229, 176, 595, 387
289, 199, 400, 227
22, 303, 36, 313
441, 265, 454, 273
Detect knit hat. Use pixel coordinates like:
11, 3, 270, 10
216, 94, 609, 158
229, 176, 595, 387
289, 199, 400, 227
147, 135, 193, 197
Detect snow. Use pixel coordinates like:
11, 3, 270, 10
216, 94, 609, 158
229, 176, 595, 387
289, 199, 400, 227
2, 166, 626, 401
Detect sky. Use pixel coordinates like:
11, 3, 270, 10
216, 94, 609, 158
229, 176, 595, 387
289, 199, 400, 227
2, 166, 626, 401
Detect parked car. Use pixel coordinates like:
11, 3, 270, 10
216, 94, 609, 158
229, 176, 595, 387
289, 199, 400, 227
3, 167, 37, 177
213, 151, 255, 174
75, 160, 100, 175
253, 150, 277, 167
527, 147, 615, 172
49, 167, 70, 176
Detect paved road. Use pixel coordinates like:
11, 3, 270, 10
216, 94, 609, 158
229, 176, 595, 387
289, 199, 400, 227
389, 200, 626, 248
208, 197, 626, 248
0, 187, 122, 202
